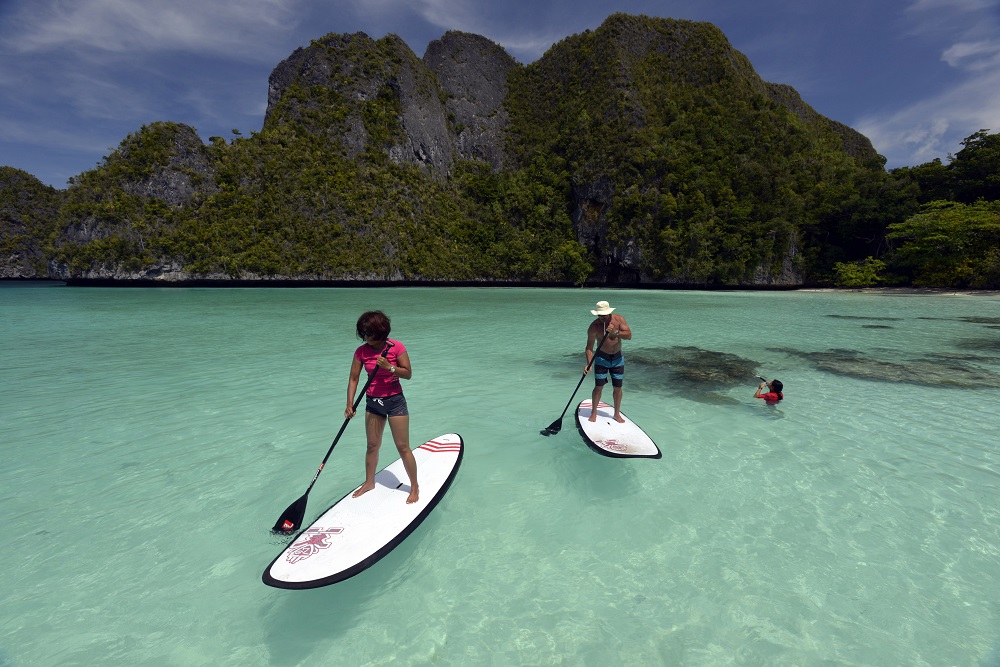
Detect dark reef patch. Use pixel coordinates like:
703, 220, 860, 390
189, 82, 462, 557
773, 347, 1000, 388
629, 346, 760, 388
623, 346, 761, 403
955, 336, 1000, 353
827, 314, 902, 321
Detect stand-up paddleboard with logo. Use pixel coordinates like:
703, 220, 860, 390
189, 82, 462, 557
263, 433, 464, 589
575, 400, 661, 459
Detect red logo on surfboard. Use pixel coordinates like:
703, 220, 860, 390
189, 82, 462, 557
597, 439, 628, 452
419, 440, 461, 453
285, 527, 344, 564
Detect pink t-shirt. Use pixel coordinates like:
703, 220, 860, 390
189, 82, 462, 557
354, 339, 406, 397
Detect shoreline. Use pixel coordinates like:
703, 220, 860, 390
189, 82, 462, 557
797, 287, 1000, 297
2, 278, 999, 296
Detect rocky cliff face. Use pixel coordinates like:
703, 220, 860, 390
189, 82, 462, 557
514, 15, 877, 286
424, 31, 518, 170
119, 123, 218, 206
47, 122, 217, 281
266, 33, 454, 175
264, 30, 518, 176
2, 14, 886, 286
765, 83, 879, 163
0, 167, 62, 278
389, 39, 454, 173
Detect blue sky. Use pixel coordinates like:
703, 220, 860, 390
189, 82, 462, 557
1, 0, 998, 189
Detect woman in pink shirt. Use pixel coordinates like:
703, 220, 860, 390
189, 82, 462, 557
345, 310, 418, 504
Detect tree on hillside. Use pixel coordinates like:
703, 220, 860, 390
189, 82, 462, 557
891, 129, 1000, 205
951, 130, 1000, 203
886, 199, 1000, 288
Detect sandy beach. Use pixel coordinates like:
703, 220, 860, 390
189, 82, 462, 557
798, 287, 1000, 297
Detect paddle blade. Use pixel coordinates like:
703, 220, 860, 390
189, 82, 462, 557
272, 494, 308, 534
541, 419, 562, 436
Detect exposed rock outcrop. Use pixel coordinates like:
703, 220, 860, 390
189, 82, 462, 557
56, 122, 215, 247
2, 14, 888, 287
266, 33, 454, 175
0, 167, 62, 278
119, 123, 218, 206
424, 31, 518, 169
765, 83, 879, 163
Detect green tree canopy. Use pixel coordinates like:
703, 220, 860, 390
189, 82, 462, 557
887, 199, 1000, 288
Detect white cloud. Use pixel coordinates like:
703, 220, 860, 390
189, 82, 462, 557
856, 0, 1000, 166
857, 67, 1000, 165
5, 0, 301, 60
942, 40, 1000, 69
0, 117, 117, 155
338, 0, 563, 61
906, 0, 996, 12
341, 0, 476, 31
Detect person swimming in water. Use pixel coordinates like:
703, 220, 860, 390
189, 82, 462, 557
754, 378, 784, 405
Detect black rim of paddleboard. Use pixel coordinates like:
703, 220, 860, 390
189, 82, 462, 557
262, 434, 465, 589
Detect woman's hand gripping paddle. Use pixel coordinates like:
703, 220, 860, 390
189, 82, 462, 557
272, 343, 393, 534
541, 331, 610, 436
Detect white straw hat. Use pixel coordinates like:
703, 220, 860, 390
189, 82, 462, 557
591, 300, 615, 315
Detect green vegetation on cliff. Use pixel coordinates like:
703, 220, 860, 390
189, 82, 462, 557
504, 15, 889, 284
2, 14, 997, 287
887, 200, 1000, 288
0, 167, 63, 276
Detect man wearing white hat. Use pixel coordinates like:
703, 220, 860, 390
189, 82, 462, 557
584, 300, 632, 423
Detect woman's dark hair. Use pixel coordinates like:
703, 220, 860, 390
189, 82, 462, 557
356, 310, 391, 341
771, 379, 783, 396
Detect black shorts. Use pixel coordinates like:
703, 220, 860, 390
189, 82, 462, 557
365, 393, 408, 417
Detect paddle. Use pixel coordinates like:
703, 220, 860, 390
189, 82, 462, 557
540, 330, 610, 436
272, 343, 393, 534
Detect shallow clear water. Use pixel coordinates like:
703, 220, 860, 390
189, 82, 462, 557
2, 283, 999, 666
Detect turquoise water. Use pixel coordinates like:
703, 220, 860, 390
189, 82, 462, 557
2, 283, 999, 666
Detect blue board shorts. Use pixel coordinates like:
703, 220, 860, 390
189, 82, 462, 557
366, 393, 408, 417
593, 350, 624, 388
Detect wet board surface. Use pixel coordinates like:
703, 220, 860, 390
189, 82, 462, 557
575, 400, 661, 459
263, 433, 464, 589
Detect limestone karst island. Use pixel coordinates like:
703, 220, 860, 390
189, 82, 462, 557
2, 14, 998, 288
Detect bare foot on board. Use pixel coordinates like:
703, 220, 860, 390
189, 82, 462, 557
352, 482, 375, 498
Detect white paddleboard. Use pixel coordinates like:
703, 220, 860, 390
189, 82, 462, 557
263, 433, 464, 589
575, 400, 661, 459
